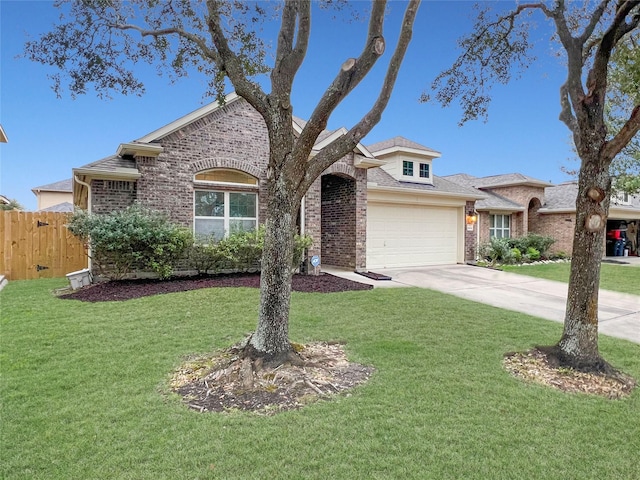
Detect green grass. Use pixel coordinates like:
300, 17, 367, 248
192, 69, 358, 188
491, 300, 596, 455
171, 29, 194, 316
2, 279, 639, 479
501, 263, 640, 295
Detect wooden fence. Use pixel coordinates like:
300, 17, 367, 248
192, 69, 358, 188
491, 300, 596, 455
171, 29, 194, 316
0, 211, 88, 280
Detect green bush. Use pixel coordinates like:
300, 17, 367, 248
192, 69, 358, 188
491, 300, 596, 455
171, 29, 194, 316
186, 225, 313, 274
67, 205, 192, 280
525, 247, 541, 262
480, 234, 556, 265
479, 238, 515, 266
508, 234, 555, 259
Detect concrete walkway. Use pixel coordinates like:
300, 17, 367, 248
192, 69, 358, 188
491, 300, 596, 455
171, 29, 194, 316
324, 263, 640, 345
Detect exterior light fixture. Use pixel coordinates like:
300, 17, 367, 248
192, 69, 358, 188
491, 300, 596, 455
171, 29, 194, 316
466, 209, 478, 225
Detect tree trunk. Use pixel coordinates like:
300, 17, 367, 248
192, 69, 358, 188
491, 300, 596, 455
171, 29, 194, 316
556, 152, 611, 372
247, 164, 297, 364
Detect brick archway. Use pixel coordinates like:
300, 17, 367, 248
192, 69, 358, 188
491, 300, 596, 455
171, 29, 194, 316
321, 173, 357, 269
528, 197, 543, 233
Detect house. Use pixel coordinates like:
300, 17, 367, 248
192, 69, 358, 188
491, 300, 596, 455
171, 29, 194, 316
31, 178, 74, 212
72, 93, 482, 273
445, 173, 640, 257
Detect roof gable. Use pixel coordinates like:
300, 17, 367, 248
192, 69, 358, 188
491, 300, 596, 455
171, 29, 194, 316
32, 178, 73, 193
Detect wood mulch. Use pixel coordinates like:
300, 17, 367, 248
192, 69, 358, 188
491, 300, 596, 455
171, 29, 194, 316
169, 341, 375, 415
503, 348, 637, 399
59, 272, 373, 302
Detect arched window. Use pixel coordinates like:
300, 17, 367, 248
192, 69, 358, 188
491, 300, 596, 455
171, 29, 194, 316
194, 169, 258, 240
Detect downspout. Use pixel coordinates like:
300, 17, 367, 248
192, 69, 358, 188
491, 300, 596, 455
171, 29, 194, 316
74, 175, 92, 271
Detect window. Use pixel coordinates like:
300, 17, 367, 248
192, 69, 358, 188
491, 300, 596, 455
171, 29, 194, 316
490, 214, 510, 239
195, 169, 257, 185
402, 160, 414, 176
419, 163, 430, 178
194, 191, 257, 239
613, 192, 631, 206
193, 168, 258, 240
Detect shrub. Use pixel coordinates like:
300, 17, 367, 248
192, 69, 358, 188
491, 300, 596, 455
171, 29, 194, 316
67, 205, 192, 280
479, 238, 515, 266
186, 225, 313, 274
511, 248, 522, 263
508, 234, 555, 259
525, 247, 541, 262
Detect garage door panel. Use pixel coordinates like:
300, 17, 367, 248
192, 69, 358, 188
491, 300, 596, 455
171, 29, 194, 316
367, 203, 459, 268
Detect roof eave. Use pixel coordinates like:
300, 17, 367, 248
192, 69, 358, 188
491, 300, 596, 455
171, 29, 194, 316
116, 142, 164, 157
136, 92, 240, 143
371, 146, 442, 159
73, 167, 142, 181
367, 183, 484, 200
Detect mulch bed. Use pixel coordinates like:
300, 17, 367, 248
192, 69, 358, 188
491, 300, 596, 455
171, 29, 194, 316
59, 272, 373, 302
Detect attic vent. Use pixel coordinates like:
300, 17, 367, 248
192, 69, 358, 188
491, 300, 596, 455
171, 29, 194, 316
106, 181, 134, 191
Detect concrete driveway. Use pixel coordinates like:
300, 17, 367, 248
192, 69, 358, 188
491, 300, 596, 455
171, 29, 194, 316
325, 263, 640, 344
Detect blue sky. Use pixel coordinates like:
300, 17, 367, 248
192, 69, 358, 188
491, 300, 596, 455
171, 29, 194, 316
1, 0, 576, 211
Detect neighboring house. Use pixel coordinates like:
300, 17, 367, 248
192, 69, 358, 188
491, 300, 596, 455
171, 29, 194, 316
32, 178, 73, 212
0, 195, 11, 206
445, 173, 640, 257
72, 93, 482, 273
0, 125, 7, 143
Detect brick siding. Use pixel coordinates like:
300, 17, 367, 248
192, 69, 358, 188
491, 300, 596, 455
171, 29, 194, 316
90, 97, 368, 273
464, 200, 477, 261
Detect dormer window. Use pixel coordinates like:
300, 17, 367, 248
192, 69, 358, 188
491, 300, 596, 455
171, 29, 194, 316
403, 161, 414, 176
399, 158, 432, 184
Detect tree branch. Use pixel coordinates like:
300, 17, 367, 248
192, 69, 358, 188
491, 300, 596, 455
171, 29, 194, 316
205, 0, 268, 115
295, 0, 389, 155
272, 1, 310, 94
297, 0, 421, 196
107, 23, 219, 63
602, 103, 640, 160
559, 81, 578, 133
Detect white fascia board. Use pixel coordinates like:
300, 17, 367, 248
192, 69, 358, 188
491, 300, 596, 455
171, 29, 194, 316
373, 146, 442, 159
537, 208, 576, 214
72, 167, 141, 181
484, 207, 527, 213
355, 156, 387, 169
116, 142, 164, 157
367, 184, 483, 201
136, 92, 240, 142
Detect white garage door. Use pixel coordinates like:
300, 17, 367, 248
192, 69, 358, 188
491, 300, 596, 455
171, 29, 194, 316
367, 203, 459, 269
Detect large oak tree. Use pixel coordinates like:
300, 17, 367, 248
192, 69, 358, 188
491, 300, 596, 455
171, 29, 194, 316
26, 0, 420, 364
430, 0, 639, 371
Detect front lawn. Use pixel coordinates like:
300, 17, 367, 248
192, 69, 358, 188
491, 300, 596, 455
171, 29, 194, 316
2, 279, 639, 479
502, 262, 640, 295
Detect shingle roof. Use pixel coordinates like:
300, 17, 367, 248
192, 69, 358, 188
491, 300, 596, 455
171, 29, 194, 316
32, 178, 72, 192
441, 173, 525, 211
76, 154, 137, 172
39, 202, 74, 212
367, 136, 440, 155
471, 173, 553, 188
368, 168, 484, 198
540, 182, 578, 211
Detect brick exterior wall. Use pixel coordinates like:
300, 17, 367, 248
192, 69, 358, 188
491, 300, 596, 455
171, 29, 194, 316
464, 200, 477, 261
90, 97, 368, 273
321, 175, 356, 268
534, 212, 575, 255
90, 180, 137, 214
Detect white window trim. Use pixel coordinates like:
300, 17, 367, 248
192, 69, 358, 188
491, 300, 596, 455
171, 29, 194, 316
489, 213, 511, 239
400, 159, 433, 184
194, 190, 258, 238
